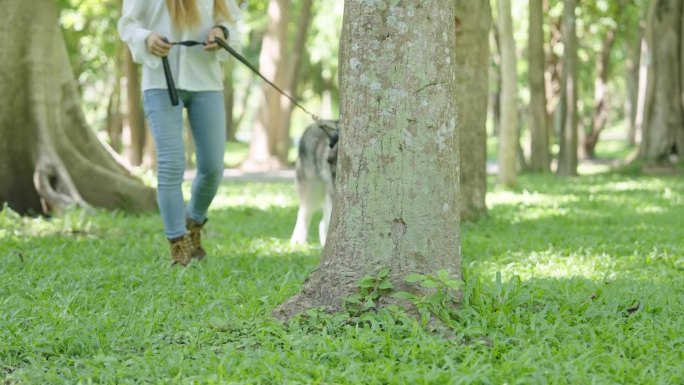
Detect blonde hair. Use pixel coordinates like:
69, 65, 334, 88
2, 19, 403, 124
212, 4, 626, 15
166, 0, 232, 29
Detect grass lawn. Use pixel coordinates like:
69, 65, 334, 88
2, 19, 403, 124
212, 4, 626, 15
1, 172, 683, 384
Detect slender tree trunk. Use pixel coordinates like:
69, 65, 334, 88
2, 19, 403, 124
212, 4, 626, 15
546, 13, 563, 147
638, 0, 684, 163
634, 37, 649, 150
107, 76, 123, 153
626, 29, 643, 147
243, 0, 293, 171
455, 0, 490, 221
224, 59, 237, 142
585, 28, 617, 158
0, 0, 156, 215
276, 0, 461, 319
557, 0, 579, 177
490, 26, 502, 138
125, 49, 146, 166
497, 0, 519, 186
184, 115, 195, 168
285, 0, 314, 119
143, 126, 157, 170
529, 0, 550, 172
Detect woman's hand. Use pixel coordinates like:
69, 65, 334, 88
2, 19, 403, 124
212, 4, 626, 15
146, 33, 172, 57
204, 27, 225, 51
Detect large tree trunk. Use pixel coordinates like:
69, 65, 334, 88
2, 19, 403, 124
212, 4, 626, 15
242, 0, 293, 171
557, 0, 579, 177
0, 0, 156, 215
455, 0, 490, 221
276, 0, 461, 319
497, 0, 519, 186
638, 0, 684, 163
528, 0, 550, 172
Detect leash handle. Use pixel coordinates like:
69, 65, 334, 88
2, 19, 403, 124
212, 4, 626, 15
161, 38, 179, 106
162, 57, 179, 106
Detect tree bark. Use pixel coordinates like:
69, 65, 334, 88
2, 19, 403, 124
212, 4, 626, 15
638, 0, 684, 163
276, 0, 461, 319
0, 0, 156, 215
557, 0, 579, 177
497, 0, 519, 186
455, 0, 490, 221
243, 0, 293, 171
528, 0, 550, 172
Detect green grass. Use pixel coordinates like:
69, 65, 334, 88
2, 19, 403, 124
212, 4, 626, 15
1, 173, 683, 384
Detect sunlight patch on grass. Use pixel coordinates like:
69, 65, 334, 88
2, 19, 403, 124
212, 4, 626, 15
0, 208, 98, 239
578, 162, 613, 175
487, 189, 579, 207
470, 250, 618, 281
208, 183, 296, 210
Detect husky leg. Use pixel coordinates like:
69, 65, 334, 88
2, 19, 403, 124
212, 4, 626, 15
291, 183, 321, 245
318, 193, 333, 246
291, 202, 314, 245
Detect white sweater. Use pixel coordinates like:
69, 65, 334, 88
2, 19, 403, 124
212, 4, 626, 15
118, 0, 242, 91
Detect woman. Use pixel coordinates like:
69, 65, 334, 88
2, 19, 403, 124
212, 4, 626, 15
118, 0, 242, 266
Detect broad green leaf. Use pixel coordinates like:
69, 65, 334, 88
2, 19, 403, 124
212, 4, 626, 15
405, 273, 426, 283
378, 280, 394, 290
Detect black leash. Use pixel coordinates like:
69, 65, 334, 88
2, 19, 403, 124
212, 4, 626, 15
160, 38, 331, 139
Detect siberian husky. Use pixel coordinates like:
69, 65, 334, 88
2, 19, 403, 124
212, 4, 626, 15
290, 120, 339, 246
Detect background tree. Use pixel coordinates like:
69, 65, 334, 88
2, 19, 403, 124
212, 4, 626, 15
497, 0, 519, 186
456, 0, 491, 220
242, 0, 292, 170
277, 0, 461, 318
626, 22, 645, 148
557, 0, 579, 177
582, 1, 626, 159
528, 0, 550, 172
124, 49, 147, 166
243, 0, 314, 171
637, 0, 684, 163
0, 0, 156, 215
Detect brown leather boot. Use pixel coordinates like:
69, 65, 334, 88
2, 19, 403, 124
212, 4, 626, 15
186, 217, 208, 261
169, 235, 191, 266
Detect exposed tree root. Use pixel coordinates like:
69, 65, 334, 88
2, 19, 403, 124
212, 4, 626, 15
33, 156, 89, 213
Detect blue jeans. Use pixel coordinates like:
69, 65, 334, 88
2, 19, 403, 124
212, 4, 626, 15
143, 89, 226, 239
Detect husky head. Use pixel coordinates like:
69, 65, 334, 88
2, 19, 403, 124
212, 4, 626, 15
325, 125, 340, 184
327, 139, 338, 184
